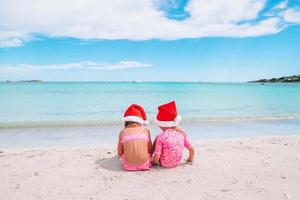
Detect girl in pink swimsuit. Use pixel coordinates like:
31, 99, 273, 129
153, 101, 195, 168
117, 104, 152, 171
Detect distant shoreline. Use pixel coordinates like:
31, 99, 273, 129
249, 75, 300, 83
4, 80, 43, 83
1, 80, 300, 84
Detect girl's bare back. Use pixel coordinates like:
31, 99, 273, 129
120, 126, 151, 165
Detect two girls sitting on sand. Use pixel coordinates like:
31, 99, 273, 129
117, 101, 195, 171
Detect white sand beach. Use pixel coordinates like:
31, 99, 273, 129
1, 135, 300, 200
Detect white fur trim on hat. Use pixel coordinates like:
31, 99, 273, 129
174, 115, 181, 122
155, 115, 181, 127
122, 116, 148, 125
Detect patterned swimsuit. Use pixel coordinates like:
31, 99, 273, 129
154, 129, 192, 168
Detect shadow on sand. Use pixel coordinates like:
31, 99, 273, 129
95, 156, 122, 172
95, 156, 191, 172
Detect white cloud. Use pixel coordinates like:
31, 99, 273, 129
0, 38, 23, 47
273, 0, 288, 10
282, 8, 300, 23
0, 61, 152, 73
0, 31, 30, 47
0, 0, 296, 47
186, 0, 265, 23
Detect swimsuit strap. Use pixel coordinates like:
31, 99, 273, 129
121, 127, 149, 143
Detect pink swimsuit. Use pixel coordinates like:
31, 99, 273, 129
120, 128, 152, 171
154, 129, 192, 168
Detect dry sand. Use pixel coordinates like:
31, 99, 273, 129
1, 135, 300, 200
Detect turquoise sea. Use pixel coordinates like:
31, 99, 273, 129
0, 82, 300, 148
1, 82, 300, 127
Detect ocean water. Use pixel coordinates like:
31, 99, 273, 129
0, 82, 300, 128
1, 82, 300, 148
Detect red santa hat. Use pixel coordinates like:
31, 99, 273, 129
122, 104, 149, 125
155, 101, 181, 127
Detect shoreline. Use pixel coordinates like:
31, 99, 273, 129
1, 119, 300, 149
1, 135, 300, 199
1, 116, 300, 129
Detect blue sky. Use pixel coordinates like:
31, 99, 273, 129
0, 0, 300, 82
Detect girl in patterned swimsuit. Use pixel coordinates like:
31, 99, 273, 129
153, 101, 195, 168
117, 104, 152, 171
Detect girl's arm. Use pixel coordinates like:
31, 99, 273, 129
152, 136, 162, 165
145, 128, 153, 154
152, 154, 160, 165
117, 131, 124, 157
187, 147, 195, 164
176, 127, 195, 164
152, 137, 157, 154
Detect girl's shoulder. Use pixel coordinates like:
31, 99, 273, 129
142, 127, 151, 137
175, 127, 186, 135
142, 126, 150, 132
119, 129, 126, 137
